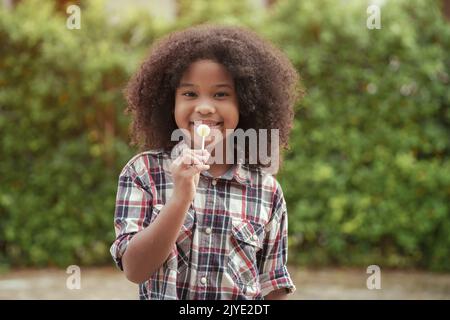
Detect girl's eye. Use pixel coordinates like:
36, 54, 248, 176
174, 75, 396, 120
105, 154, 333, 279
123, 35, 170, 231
215, 92, 229, 98
182, 92, 197, 97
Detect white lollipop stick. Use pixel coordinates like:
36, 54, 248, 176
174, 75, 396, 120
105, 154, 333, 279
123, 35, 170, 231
196, 124, 210, 150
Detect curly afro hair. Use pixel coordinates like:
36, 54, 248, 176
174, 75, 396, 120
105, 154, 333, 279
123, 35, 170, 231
125, 24, 302, 170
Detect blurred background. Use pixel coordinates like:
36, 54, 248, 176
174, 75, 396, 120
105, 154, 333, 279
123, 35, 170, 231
0, 0, 449, 299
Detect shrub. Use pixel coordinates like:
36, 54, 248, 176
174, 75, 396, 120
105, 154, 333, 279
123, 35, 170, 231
263, 0, 450, 271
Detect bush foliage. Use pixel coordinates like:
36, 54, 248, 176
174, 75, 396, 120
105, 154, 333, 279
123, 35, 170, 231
268, 0, 450, 271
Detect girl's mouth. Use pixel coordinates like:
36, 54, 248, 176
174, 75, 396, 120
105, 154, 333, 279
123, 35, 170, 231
189, 120, 224, 145
189, 120, 223, 129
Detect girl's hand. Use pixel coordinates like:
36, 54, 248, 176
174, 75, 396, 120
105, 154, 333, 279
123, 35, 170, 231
170, 147, 210, 204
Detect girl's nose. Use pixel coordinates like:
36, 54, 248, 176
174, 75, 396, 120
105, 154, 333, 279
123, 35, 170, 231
195, 104, 216, 114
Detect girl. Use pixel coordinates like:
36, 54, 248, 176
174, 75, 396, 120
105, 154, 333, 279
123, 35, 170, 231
110, 24, 301, 300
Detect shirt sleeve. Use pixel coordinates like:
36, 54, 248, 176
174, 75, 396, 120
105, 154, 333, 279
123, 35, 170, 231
257, 180, 296, 297
110, 162, 153, 271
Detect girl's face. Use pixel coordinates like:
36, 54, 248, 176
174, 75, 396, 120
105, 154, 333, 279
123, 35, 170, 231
174, 59, 239, 149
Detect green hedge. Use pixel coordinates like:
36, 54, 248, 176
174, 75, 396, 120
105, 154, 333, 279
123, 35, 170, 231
0, 0, 449, 271
0, 0, 143, 268
267, 0, 450, 271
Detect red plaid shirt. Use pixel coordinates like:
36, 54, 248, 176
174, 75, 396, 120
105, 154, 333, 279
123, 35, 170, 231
110, 140, 296, 299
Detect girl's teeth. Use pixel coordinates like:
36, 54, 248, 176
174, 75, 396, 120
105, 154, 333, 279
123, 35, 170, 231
191, 122, 222, 127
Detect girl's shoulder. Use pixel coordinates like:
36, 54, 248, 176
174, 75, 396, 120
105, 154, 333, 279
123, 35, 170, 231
119, 148, 170, 178
241, 163, 284, 193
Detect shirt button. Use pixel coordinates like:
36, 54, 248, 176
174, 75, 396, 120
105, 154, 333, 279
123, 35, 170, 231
200, 277, 207, 285
252, 234, 259, 241
211, 179, 217, 186
205, 227, 212, 235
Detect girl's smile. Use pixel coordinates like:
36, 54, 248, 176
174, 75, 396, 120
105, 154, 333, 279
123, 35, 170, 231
189, 119, 223, 130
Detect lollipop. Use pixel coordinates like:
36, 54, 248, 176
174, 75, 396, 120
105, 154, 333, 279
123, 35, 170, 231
196, 124, 210, 150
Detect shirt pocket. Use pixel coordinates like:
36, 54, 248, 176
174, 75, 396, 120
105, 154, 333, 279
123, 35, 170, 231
227, 218, 265, 288
150, 204, 195, 274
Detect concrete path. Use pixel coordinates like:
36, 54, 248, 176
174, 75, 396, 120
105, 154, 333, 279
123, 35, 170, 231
0, 266, 449, 300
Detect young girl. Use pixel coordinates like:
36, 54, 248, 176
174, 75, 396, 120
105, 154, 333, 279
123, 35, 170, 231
110, 24, 301, 300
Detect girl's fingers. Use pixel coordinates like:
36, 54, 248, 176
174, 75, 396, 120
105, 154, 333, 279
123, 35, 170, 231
171, 148, 210, 177
193, 149, 210, 157
176, 150, 210, 173
172, 153, 198, 168
192, 149, 210, 163
181, 149, 209, 165
185, 163, 210, 175
181, 154, 201, 167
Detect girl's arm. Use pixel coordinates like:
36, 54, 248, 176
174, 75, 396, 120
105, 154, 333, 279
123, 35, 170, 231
264, 288, 289, 300
122, 196, 190, 283
121, 147, 209, 284
257, 179, 296, 297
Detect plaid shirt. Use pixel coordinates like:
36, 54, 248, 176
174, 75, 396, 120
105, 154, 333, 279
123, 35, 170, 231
110, 140, 296, 300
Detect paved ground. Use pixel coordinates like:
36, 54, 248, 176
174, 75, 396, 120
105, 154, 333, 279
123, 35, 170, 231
0, 266, 449, 300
